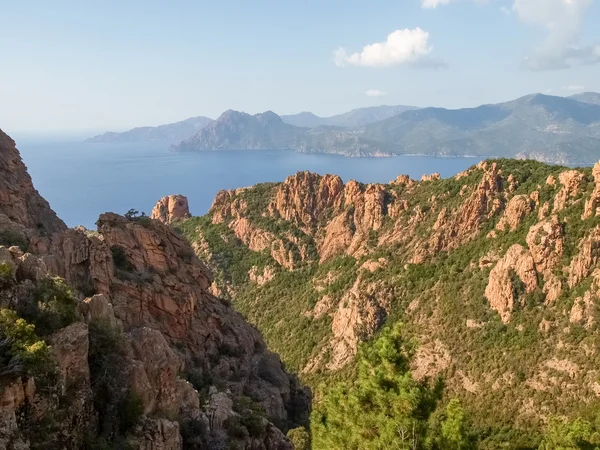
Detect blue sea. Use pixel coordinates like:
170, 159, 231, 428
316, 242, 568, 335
15, 137, 482, 229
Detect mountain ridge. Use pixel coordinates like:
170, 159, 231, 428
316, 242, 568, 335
85, 115, 213, 144
178, 158, 600, 448
171, 92, 600, 163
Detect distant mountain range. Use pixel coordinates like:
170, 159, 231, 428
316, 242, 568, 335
85, 104, 416, 144
85, 116, 213, 144
569, 92, 600, 106
281, 105, 417, 128
87, 93, 600, 164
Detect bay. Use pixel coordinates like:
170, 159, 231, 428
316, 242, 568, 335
16, 138, 481, 228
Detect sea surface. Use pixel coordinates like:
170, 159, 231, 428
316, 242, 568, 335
16, 137, 482, 229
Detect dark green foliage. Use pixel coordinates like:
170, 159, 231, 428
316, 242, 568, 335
0, 262, 14, 286
20, 277, 80, 336
88, 319, 141, 441
0, 229, 29, 251
312, 324, 443, 450
111, 246, 134, 273
225, 396, 268, 444
118, 392, 144, 433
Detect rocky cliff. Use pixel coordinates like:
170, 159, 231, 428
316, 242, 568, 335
0, 128, 310, 450
152, 195, 191, 224
0, 130, 66, 238
180, 158, 600, 447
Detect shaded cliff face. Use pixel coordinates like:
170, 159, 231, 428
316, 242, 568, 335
0, 129, 66, 237
181, 159, 600, 446
0, 131, 310, 449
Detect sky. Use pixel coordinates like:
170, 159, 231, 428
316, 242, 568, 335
1, 0, 600, 133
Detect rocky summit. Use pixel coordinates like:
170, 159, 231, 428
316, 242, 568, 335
0, 128, 310, 450
177, 158, 600, 448
152, 194, 191, 224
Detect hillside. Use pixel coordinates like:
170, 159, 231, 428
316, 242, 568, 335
85, 116, 213, 144
172, 110, 307, 152
178, 158, 600, 448
569, 92, 600, 106
0, 127, 310, 450
172, 93, 600, 163
281, 104, 417, 128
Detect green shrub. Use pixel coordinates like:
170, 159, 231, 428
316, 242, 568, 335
88, 319, 142, 440
118, 392, 144, 433
0, 229, 28, 251
111, 246, 134, 273
286, 427, 311, 450
234, 396, 267, 438
17, 276, 80, 336
0, 262, 14, 286
0, 309, 53, 380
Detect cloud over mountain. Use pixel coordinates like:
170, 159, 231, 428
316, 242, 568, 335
333, 28, 444, 68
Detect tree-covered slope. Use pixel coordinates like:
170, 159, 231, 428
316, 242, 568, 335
177, 158, 600, 448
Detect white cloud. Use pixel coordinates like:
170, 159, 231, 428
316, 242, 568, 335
562, 85, 585, 91
365, 89, 387, 97
421, 0, 454, 8
334, 28, 444, 68
513, 0, 600, 70
500, 6, 512, 15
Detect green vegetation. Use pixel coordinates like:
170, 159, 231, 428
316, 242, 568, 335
0, 229, 29, 251
124, 208, 153, 227
538, 416, 600, 449
88, 319, 143, 442
27, 276, 79, 336
225, 396, 270, 447
286, 427, 311, 450
312, 324, 472, 450
179, 159, 600, 448
0, 262, 14, 286
0, 309, 53, 381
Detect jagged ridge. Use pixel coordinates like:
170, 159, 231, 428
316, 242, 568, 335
180, 159, 600, 447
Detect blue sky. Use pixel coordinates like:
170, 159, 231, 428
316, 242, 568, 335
1, 0, 600, 133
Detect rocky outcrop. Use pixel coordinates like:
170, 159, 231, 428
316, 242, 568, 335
583, 161, 600, 219
485, 244, 537, 323
0, 378, 35, 450
495, 195, 534, 231
0, 129, 310, 450
553, 170, 584, 212
268, 172, 344, 231
152, 195, 191, 224
326, 275, 393, 370
0, 128, 66, 238
526, 216, 564, 274
568, 226, 600, 288
421, 173, 441, 182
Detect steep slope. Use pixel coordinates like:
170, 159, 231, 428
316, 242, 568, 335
86, 116, 213, 144
180, 159, 600, 448
0, 129, 310, 449
281, 105, 417, 128
0, 129, 67, 238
